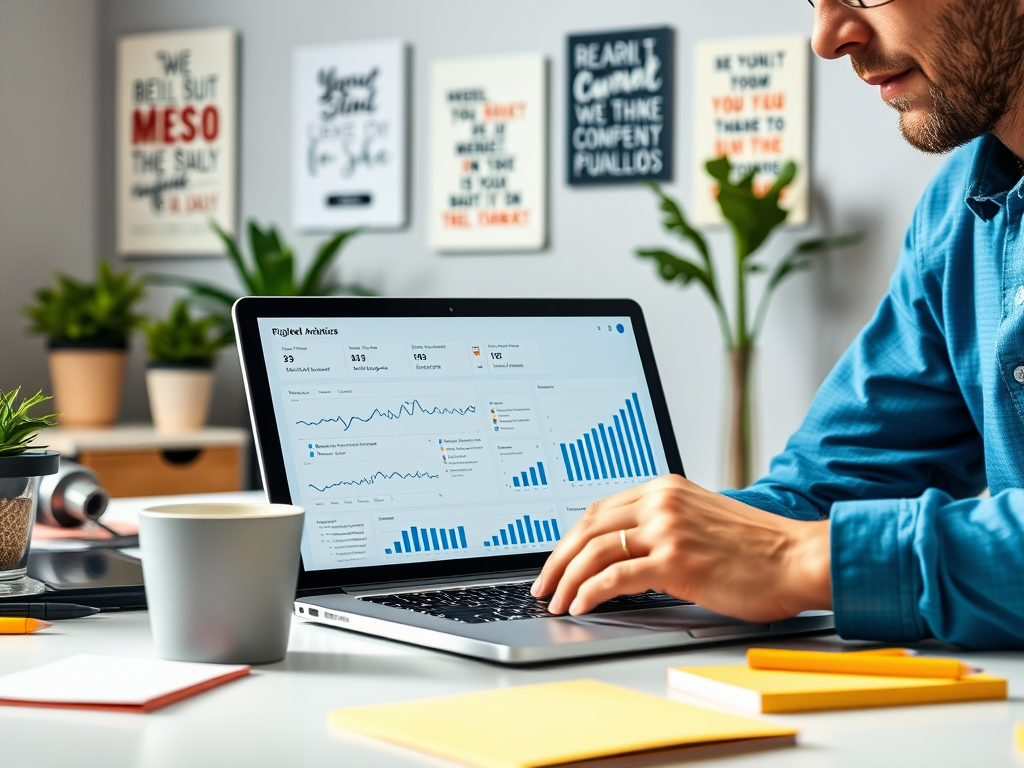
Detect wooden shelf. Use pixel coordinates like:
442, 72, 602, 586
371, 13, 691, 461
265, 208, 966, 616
32, 425, 251, 498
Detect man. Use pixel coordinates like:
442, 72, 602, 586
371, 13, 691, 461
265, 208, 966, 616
533, 0, 1024, 649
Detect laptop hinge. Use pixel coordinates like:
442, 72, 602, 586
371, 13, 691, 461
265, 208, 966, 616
337, 568, 540, 597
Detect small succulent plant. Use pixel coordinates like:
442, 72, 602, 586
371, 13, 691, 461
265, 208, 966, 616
144, 301, 223, 367
23, 260, 146, 345
0, 388, 58, 458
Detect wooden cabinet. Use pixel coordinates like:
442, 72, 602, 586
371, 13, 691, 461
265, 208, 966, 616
36, 426, 250, 498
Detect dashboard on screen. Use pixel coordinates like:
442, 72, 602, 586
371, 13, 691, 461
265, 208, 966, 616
256, 315, 670, 573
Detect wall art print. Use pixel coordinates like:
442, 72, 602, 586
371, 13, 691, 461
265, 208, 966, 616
693, 35, 810, 226
116, 28, 237, 255
292, 39, 408, 230
428, 54, 547, 252
567, 26, 673, 186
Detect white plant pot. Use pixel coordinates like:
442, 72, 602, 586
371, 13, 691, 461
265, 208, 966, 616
146, 365, 215, 433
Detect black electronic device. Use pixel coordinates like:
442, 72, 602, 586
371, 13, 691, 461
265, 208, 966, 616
1, 550, 148, 611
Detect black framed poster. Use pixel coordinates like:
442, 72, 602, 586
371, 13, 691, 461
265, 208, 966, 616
567, 26, 673, 186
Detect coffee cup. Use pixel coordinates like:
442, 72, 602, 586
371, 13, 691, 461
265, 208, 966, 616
139, 503, 304, 664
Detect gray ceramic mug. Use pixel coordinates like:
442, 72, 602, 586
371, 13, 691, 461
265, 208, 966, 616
139, 503, 304, 664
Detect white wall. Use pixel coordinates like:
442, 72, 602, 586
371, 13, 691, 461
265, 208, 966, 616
0, 0, 100, 397
88, 0, 945, 488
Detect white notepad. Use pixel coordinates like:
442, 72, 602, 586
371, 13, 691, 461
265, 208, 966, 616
0, 654, 250, 712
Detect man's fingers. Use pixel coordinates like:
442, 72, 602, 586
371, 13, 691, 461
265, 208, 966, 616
531, 476, 682, 598
546, 529, 645, 614
568, 557, 664, 616
532, 499, 637, 597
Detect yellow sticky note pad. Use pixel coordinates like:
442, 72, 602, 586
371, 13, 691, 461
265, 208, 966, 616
329, 679, 796, 768
1014, 722, 1024, 751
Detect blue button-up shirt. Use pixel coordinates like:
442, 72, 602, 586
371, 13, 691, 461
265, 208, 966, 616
725, 135, 1024, 649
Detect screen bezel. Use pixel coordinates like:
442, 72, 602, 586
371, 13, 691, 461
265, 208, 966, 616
233, 297, 685, 592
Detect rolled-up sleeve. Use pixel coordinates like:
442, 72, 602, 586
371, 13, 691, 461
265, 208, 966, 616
722, 190, 1024, 647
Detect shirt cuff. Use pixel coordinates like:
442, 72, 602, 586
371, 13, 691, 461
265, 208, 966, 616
830, 497, 926, 642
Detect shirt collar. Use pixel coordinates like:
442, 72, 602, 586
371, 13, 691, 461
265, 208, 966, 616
965, 135, 1024, 220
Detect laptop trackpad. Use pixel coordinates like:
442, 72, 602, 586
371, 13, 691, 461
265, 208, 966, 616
569, 606, 767, 634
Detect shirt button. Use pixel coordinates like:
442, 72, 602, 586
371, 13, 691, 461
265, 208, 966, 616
1016, 286, 1024, 305
1015, 366, 1024, 383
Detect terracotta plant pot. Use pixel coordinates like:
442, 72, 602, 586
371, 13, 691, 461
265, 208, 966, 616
146, 363, 215, 433
48, 340, 127, 428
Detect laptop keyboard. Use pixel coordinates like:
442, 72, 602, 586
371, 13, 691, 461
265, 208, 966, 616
358, 582, 691, 624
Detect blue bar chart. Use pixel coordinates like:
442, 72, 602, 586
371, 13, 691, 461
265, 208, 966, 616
482, 513, 561, 547
511, 461, 548, 488
558, 393, 657, 483
385, 524, 468, 555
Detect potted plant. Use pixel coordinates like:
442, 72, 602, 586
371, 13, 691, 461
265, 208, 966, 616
151, 220, 373, 345
0, 388, 58, 597
637, 157, 861, 489
23, 260, 146, 427
144, 301, 224, 433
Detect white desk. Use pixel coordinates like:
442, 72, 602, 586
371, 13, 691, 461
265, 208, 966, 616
5, 497, 1024, 767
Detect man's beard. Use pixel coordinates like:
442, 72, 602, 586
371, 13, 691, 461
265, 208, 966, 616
853, 0, 1024, 154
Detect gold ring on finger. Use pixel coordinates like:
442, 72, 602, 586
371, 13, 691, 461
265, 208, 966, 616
619, 529, 631, 559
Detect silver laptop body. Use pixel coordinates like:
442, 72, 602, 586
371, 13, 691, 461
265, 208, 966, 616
234, 297, 833, 664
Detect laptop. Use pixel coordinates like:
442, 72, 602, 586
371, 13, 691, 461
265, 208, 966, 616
233, 297, 832, 664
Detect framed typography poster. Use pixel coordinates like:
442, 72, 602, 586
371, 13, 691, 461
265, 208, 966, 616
428, 54, 547, 252
692, 35, 810, 226
116, 28, 238, 255
567, 26, 673, 185
292, 39, 408, 231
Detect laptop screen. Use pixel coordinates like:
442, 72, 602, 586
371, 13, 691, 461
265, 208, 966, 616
253, 312, 674, 574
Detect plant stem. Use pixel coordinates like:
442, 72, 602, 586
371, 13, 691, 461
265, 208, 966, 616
734, 249, 750, 352
727, 347, 754, 489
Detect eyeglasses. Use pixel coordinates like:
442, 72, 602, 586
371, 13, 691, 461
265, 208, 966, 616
807, 0, 897, 7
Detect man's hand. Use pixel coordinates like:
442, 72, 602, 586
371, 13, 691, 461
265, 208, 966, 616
531, 475, 832, 622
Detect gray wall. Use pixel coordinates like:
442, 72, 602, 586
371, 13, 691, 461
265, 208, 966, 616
0, 0, 100, 398
7, 1, 947, 488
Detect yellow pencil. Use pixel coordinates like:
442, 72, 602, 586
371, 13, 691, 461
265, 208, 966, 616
747, 648, 975, 679
0, 617, 52, 635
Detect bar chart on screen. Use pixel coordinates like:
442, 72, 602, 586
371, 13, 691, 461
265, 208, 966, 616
536, 380, 660, 486
385, 523, 469, 555
495, 440, 550, 491
482, 512, 561, 549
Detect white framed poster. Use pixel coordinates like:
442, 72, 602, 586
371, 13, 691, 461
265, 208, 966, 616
292, 39, 408, 231
428, 54, 547, 252
693, 36, 809, 226
116, 28, 238, 255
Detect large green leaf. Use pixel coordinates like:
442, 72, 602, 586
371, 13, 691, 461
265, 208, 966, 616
707, 156, 796, 260
256, 249, 297, 295
145, 275, 238, 309
299, 229, 358, 295
210, 221, 258, 294
636, 249, 714, 295
643, 183, 713, 274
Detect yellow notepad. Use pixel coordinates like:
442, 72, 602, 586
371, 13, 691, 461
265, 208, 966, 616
329, 679, 797, 768
668, 665, 1007, 714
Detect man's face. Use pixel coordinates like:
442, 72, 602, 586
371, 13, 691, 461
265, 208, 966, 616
813, 0, 1024, 154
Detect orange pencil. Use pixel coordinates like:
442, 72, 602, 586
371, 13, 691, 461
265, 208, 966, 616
747, 648, 975, 679
0, 617, 52, 635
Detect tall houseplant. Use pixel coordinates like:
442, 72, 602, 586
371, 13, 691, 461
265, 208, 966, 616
151, 221, 373, 344
638, 157, 860, 489
0, 388, 58, 596
23, 261, 146, 427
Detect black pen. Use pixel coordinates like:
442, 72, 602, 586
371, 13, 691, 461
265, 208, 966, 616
0, 603, 100, 620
